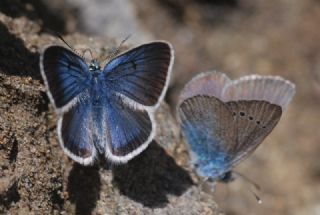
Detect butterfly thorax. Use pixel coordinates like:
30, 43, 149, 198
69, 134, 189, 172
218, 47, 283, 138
89, 59, 101, 72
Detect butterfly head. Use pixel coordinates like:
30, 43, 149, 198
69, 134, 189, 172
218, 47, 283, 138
89, 59, 101, 72
218, 171, 235, 183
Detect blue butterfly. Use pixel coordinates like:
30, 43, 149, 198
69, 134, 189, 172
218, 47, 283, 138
40, 41, 174, 165
177, 71, 295, 182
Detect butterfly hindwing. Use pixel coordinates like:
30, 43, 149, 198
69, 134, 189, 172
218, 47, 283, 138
178, 95, 236, 178
57, 97, 96, 165
103, 95, 153, 162
40, 46, 92, 111
178, 96, 283, 180
225, 100, 282, 166
178, 71, 231, 104
223, 75, 296, 110
103, 42, 173, 107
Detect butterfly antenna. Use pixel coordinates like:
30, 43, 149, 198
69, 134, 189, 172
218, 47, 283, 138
232, 171, 263, 204
104, 34, 132, 62
232, 171, 261, 191
56, 34, 83, 58
82, 48, 94, 61
249, 189, 263, 204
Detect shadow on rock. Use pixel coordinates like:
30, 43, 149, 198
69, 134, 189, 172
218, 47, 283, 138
0, 0, 67, 33
112, 141, 193, 208
67, 163, 101, 215
0, 182, 20, 211
0, 21, 40, 79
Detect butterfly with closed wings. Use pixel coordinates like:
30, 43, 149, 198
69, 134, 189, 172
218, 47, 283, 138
177, 71, 295, 182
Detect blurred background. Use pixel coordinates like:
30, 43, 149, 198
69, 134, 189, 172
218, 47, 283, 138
1, 0, 320, 214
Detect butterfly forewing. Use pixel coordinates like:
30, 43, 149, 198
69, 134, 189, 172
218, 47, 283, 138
40, 46, 92, 111
103, 42, 173, 107
223, 75, 295, 110
179, 95, 236, 178
225, 100, 282, 166
178, 71, 231, 104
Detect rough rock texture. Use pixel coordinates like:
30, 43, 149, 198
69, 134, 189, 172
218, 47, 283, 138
0, 10, 221, 215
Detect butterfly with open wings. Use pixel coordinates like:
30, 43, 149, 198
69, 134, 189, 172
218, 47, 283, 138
40, 41, 174, 165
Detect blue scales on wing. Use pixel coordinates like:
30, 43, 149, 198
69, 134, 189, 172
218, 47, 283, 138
178, 95, 282, 180
179, 95, 236, 179
103, 42, 172, 106
97, 42, 173, 162
103, 95, 153, 161
41, 42, 173, 165
40, 46, 92, 110
58, 97, 96, 164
